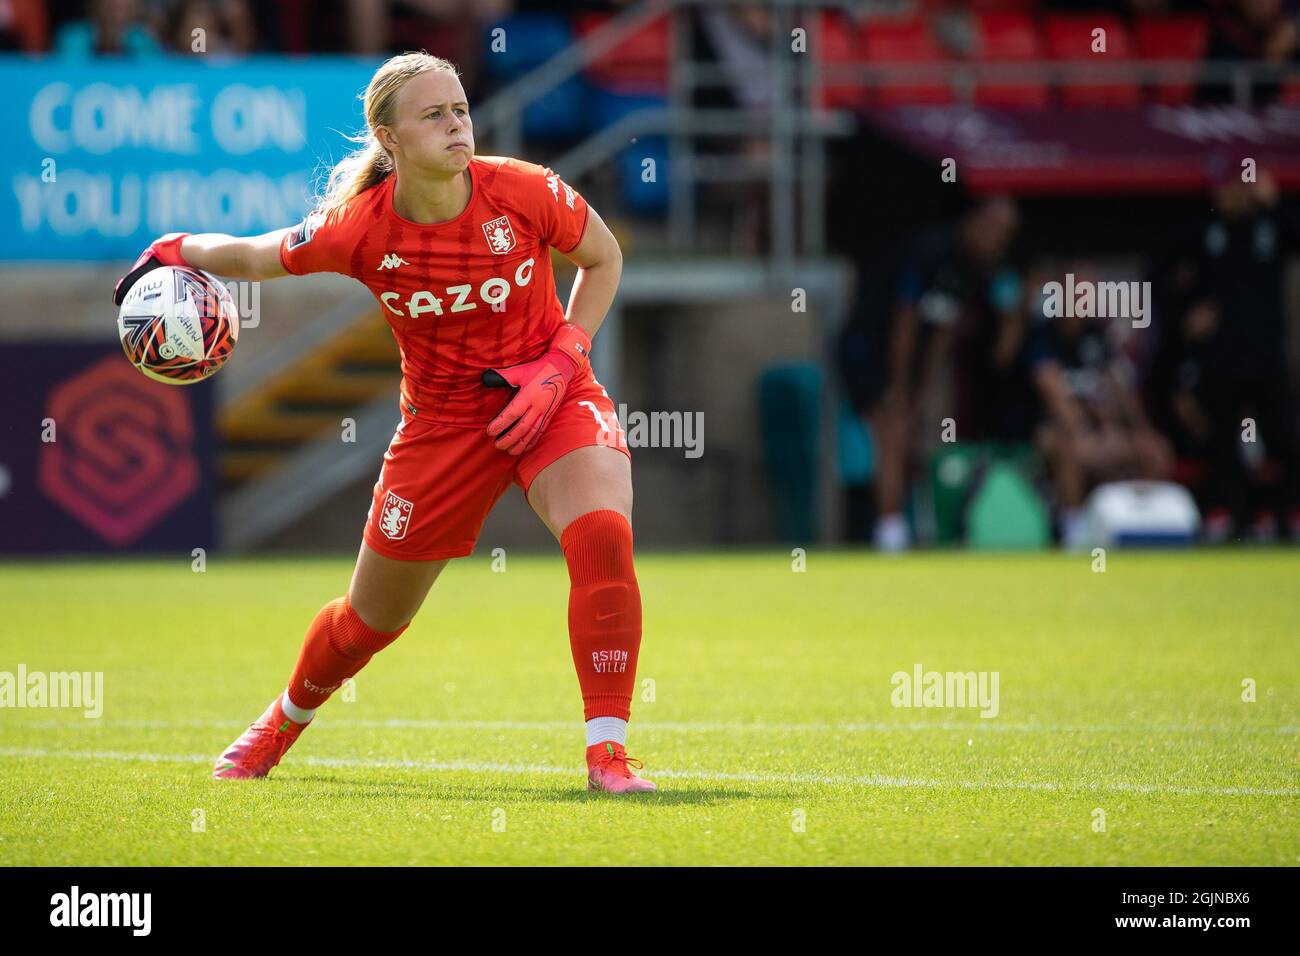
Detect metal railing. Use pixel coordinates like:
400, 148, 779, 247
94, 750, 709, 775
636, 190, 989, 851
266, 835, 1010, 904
472, 0, 1298, 272
816, 58, 1300, 105
473, 0, 857, 275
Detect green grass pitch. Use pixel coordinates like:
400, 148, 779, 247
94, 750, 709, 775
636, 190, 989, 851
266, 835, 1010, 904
0, 550, 1296, 866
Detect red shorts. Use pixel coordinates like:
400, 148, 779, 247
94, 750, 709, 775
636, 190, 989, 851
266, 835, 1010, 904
362, 369, 629, 561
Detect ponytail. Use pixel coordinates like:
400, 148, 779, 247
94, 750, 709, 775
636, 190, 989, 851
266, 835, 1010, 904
317, 135, 394, 214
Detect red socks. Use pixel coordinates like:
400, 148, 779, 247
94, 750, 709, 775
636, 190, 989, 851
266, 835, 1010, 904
286, 596, 409, 710
561, 510, 642, 721
282, 514, 639, 722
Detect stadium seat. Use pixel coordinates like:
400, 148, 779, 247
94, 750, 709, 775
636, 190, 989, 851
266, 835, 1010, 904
521, 77, 590, 142
862, 16, 953, 106
972, 12, 1049, 108
1043, 14, 1140, 107
816, 10, 867, 109
914, 0, 1038, 11
575, 12, 671, 95
618, 136, 669, 214
482, 13, 586, 139
277, 0, 311, 53
591, 89, 670, 213
483, 13, 573, 79
1133, 15, 1210, 105
975, 0, 1038, 8
591, 88, 667, 129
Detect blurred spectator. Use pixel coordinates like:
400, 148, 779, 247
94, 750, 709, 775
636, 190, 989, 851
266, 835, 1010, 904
1145, 290, 1221, 516
511, 1, 633, 10
55, 0, 160, 56
162, 0, 255, 55
948, 201, 1037, 449
0, 0, 49, 51
1149, 162, 1300, 541
1042, 0, 1203, 12
838, 195, 1027, 551
343, 0, 510, 100
1026, 261, 1172, 548
692, 4, 774, 252
1197, 0, 1300, 106
698, 3, 771, 111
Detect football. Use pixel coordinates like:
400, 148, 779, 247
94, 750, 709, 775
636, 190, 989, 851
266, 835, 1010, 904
116, 265, 239, 384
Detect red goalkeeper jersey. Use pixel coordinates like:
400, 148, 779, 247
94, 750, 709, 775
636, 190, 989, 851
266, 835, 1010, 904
279, 155, 590, 424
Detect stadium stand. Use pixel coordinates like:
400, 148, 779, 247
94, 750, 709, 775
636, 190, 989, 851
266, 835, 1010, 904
3, 0, 1299, 553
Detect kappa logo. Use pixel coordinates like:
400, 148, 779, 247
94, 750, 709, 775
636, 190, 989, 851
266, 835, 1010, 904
545, 172, 576, 210
378, 253, 409, 271
482, 215, 517, 254
378, 491, 413, 540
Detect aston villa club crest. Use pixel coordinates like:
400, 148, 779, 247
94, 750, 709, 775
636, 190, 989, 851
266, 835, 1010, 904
481, 215, 517, 255
378, 491, 413, 540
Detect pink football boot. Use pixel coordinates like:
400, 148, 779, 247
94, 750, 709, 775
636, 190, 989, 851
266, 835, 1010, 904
212, 697, 310, 779
586, 741, 657, 794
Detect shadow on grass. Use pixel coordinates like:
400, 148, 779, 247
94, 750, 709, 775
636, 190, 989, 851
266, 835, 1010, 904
283, 773, 772, 805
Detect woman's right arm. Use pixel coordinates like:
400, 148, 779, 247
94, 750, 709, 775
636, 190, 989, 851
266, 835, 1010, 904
181, 229, 291, 281
113, 227, 295, 305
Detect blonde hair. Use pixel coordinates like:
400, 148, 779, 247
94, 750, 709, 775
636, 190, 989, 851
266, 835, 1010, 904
316, 51, 460, 214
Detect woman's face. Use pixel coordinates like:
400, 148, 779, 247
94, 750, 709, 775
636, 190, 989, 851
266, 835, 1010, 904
381, 69, 474, 176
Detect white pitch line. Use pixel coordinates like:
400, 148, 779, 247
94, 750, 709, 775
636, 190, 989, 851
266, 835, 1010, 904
0, 746, 1296, 797
5, 717, 1299, 735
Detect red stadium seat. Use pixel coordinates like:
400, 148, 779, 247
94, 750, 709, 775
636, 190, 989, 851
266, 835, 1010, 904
968, 0, 1039, 9
1134, 15, 1210, 105
816, 10, 866, 109
862, 17, 953, 106
972, 12, 1048, 108
278, 0, 310, 54
574, 12, 671, 95
916, 0, 1039, 11
1043, 14, 1140, 107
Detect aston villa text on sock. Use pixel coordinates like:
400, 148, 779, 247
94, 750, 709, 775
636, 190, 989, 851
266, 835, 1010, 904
592, 650, 629, 673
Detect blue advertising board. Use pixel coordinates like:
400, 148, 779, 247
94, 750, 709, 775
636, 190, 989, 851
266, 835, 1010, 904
1, 56, 378, 260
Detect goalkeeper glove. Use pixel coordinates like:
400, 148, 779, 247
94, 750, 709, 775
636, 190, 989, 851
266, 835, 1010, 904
482, 323, 592, 455
112, 233, 191, 306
